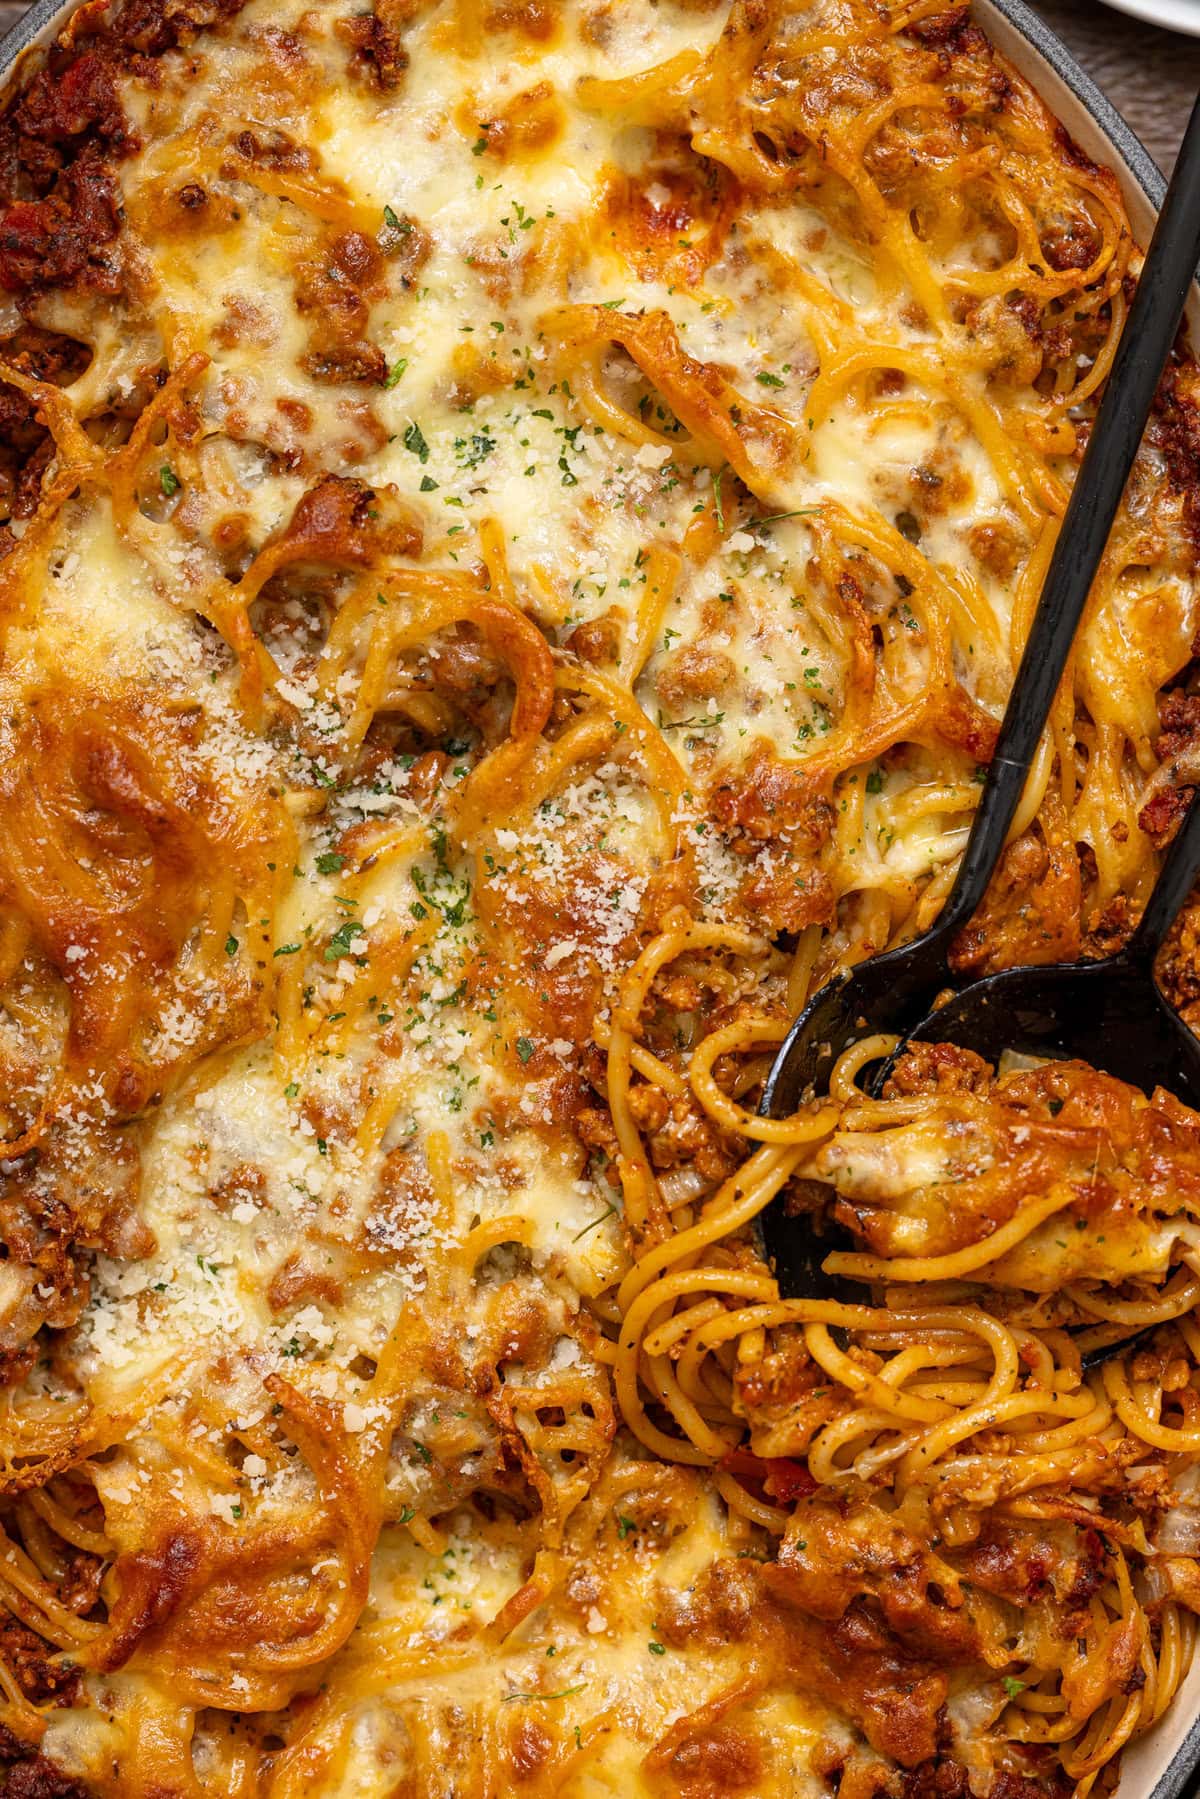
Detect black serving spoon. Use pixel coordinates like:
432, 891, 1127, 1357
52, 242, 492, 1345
761, 797, 1200, 1366
892, 784, 1200, 1089
882, 788, 1200, 1373
761, 90, 1200, 1313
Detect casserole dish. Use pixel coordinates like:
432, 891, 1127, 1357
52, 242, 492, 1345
0, 0, 1198, 1793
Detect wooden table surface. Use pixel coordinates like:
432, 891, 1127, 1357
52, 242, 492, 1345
0, 0, 1195, 171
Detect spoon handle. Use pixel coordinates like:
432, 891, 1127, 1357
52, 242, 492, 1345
1128, 785, 1200, 966
937, 89, 1200, 941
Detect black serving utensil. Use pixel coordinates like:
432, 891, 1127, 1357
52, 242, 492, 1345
892, 784, 1200, 1096
761, 797, 1200, 1358
876, 784, 1200, 1372
761, 89, 1200, 1305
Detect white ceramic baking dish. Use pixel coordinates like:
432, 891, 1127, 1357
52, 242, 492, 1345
0, 0, 1196, 1791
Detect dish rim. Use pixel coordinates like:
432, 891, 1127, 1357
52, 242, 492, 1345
0, 0, 1195, 1792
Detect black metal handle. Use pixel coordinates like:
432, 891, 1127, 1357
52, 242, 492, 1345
938, 89, 1200, 940
1128, 785, 1200, 964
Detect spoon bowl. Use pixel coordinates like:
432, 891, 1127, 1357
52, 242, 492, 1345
759, 926, 958, 1302
759, 941, 1200, 1308
894, 953, 1200, 1101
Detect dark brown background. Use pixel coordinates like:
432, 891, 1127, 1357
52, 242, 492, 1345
0, 0, 1195, 169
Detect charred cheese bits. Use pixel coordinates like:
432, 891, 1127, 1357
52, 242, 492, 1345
0, 0, 1198, 1794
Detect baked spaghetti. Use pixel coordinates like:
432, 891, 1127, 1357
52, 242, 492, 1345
0, 0, 1197, 1793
